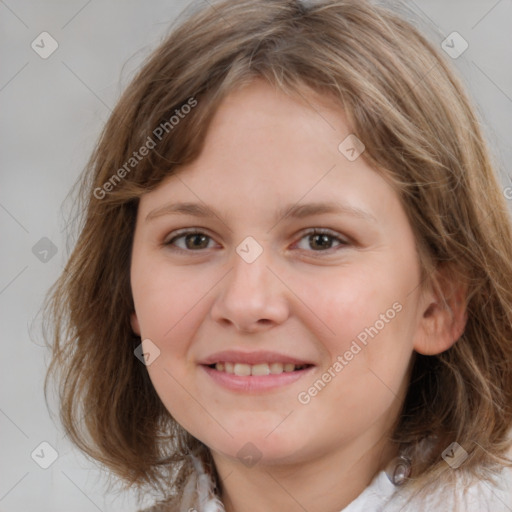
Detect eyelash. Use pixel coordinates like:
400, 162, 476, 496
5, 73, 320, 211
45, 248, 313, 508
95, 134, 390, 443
163, 228, 349, 255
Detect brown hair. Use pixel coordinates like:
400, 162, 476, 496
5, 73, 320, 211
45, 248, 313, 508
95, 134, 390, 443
43, 0, 512, 504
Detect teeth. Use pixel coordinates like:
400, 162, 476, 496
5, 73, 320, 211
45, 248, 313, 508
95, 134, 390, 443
213, 362, 307, 376
251, 363, 270, 376
234, 363, 251, 376
269, 363, 284, 374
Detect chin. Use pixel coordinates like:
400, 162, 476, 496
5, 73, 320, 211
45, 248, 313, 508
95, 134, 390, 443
204, 425, 309, 466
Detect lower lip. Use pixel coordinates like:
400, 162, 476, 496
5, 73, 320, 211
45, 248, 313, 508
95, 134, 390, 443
201, 365, 314, 393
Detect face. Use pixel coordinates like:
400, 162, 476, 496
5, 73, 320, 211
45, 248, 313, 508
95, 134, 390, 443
130, 79, 426, 467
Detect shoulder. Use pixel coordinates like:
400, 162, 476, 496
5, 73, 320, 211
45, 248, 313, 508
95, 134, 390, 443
343, 462, 512, 511
137, 496, 180, 512
459, 463, 512, 511
137, 505, 177, 512
390, 463, 512, 511
137, 505, 171, 512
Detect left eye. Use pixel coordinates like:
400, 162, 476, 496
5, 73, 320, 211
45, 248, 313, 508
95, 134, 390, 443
165, 231, 217, 251
294, 229, 348, 252
164, 229, 348, 253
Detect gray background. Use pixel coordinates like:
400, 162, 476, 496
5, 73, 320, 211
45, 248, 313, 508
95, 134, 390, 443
1, 1, 511, 511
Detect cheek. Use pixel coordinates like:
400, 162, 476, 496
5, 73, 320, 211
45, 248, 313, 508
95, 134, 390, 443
131, 261, 219, 400
301, 277, 414, 439
313, 265, 409, 348
131, 262, 214, 432
131, 259, 207, 345
307, 259, 417, 401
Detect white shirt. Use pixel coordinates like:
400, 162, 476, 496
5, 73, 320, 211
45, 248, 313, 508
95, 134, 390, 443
140, 457, 512, 511
342, 466, 512, 511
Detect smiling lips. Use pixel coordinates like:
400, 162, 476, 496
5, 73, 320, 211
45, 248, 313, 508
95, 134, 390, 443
200, 350, 315, 394
201, 350, 312, 377
212, 362, 310, 376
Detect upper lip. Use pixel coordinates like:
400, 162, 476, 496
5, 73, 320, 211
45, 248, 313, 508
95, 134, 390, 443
199, 350, 314, 366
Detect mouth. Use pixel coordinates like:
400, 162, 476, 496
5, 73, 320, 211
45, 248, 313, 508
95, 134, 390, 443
199, 351, 315, 392
205, 362, 313, 376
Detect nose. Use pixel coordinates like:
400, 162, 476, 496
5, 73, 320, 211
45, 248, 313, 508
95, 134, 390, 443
209, 246, 290, 333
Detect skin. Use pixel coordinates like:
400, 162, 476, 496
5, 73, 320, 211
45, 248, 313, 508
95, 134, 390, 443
130, 79, 467, 512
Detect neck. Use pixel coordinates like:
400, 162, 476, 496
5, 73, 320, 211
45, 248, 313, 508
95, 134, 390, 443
212, 427, 398, 512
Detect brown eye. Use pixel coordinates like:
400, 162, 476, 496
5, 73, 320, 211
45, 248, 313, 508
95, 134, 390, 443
295, 229, 348, 252
165, 231, 215, 251
309, 233, 335, 250
164, 228, 348, 254
183, 233, 210, 250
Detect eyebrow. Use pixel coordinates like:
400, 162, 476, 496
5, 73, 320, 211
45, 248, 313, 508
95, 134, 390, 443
145, 200, 377, 225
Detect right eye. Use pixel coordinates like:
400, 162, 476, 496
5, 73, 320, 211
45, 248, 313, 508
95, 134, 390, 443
164, 229, 218, 252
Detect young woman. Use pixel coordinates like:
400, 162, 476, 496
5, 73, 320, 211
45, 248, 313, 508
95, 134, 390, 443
44, 0, 512, 510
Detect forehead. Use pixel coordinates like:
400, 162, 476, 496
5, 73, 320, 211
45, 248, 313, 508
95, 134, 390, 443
165, 81, 367, 189
137, 79, 402, 229
204, 79, 348, 156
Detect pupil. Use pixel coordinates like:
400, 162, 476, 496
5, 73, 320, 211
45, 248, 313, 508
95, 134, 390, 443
187, 234, 207, 249
312, 234, 331, 250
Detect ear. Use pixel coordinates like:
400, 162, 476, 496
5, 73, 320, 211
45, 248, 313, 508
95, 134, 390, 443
413, 264, 468, 356
130, 312, 141, 336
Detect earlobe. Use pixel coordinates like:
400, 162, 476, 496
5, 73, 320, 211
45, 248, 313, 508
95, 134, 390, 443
130, 312, 141, 336
413, 265, 468, 356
